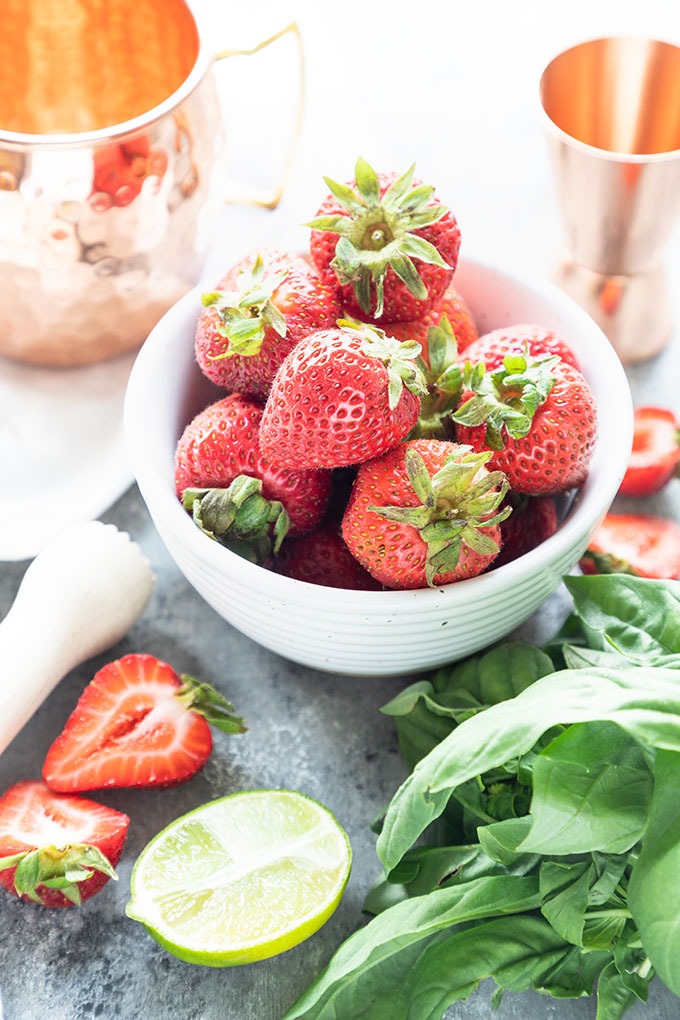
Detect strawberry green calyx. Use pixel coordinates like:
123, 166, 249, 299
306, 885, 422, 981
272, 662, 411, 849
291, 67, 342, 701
175, 675, 247, 734
580, 550, 637, 576
183, 476, 290, 564
340, 319, 427, 409
202, 254, 288, 358
308, 158, 450, 317
370, 447, 511, 586
453, 347, 560, 450
409, 316, 464, 440
0, 844, 117, 905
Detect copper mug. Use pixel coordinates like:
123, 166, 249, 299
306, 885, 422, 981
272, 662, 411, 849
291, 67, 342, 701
0, 0, 303, 366
540, 36, 680, 363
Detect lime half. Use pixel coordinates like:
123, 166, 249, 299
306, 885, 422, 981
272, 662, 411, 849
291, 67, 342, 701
125, 789, 352, 966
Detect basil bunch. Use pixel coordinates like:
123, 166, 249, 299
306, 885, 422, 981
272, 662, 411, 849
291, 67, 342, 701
284, 574, 680, 1019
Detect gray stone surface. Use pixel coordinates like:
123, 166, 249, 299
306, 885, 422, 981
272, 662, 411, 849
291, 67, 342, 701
0, 459, 679, 1020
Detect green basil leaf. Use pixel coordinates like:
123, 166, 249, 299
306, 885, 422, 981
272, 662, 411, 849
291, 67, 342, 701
281, 875, 541, 1020
518, 722, 653, 854
628, 749, 680, 994
565, 574, 680, 666
378, 667, 680, 872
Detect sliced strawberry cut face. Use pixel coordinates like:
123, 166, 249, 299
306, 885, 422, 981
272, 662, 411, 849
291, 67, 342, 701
0, 780, 129, 907
619, 406, 680, 497
580, 513, 680, 580
42, 654, 244, 793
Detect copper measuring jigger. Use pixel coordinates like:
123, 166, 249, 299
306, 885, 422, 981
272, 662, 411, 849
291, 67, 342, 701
540, 36, 680, 363
0, 0, 302, 366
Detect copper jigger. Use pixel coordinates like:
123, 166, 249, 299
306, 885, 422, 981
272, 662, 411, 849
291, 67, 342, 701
540, 36, 680, 363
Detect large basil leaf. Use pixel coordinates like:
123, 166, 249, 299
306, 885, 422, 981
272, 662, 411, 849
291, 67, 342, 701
378, 667, 680, 871
280, 875, 540, 1020
628, 749, 680, 995
565, 575, 680, 666
401, 916, 603, 1018
518, 721, 653, 854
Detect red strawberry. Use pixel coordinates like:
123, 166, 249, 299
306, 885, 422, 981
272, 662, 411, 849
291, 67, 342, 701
341, 440, 509, 589
174, 393, 332, 556
459, 324, 581, 373
272, 525, 382, 590
493, 494, 559, 569
43, 654, 246, 794
0, 781, 129, 907
579, 513, 680, 580
195, 249, 342, 399
259, 322, 427, 470
618, 406, 680, 497
308, 158, 461, 322
386, 282, 479, 355
453, 348, 597, 495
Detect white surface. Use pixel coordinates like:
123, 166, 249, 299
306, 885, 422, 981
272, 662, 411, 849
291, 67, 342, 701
124, 256, 632, 676
1, 0, 678, 562
0, 352, 136, 561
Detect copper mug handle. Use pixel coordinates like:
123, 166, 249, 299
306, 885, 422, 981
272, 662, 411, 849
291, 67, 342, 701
214, 21, 304, 210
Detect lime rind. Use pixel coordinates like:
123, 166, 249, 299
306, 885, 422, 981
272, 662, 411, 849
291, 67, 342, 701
126, 789, 352, 967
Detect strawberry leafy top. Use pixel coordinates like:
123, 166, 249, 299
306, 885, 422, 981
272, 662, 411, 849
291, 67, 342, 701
202, 254, 288, 358
409, 316, 464, 440
370, 446, 510, 586
308, 158, 451, 317
0, 843, 117, 905
183, 476, 290, 565
340, 320, 428, 409
453, 348, 560, 450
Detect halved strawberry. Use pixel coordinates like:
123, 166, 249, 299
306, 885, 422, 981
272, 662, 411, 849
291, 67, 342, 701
618, 406, 680, 497
0, 780, 129, 907
580, 513, 680, 580
42, 654, 246, 793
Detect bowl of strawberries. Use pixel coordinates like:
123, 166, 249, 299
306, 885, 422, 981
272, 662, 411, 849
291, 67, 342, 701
124, 159, 633, 677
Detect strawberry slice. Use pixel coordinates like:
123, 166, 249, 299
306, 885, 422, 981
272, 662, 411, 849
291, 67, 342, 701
580, 513, 680, 580
42, 654, 246, 793
0, 780, 129, 907
618, 405, 680, 497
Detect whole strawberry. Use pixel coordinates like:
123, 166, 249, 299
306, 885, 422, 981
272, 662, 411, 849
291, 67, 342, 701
459, 323, 581, 373
259, 322, 427, 470
453, 348, 597, 495
272, 525, 382, 590
387, 281, 479, 355
174, 393, 332, 559
308, 158, 461, 322
196, 249, 342, 399
493, 494, 559, 569
0, 781, 129, 907
341, 440, 509, 590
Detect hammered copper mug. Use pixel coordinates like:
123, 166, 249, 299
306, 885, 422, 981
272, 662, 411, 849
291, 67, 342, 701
0, 0, 303, 366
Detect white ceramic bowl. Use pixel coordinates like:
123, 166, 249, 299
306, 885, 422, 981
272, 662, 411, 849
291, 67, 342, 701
124, 256, 633, 677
